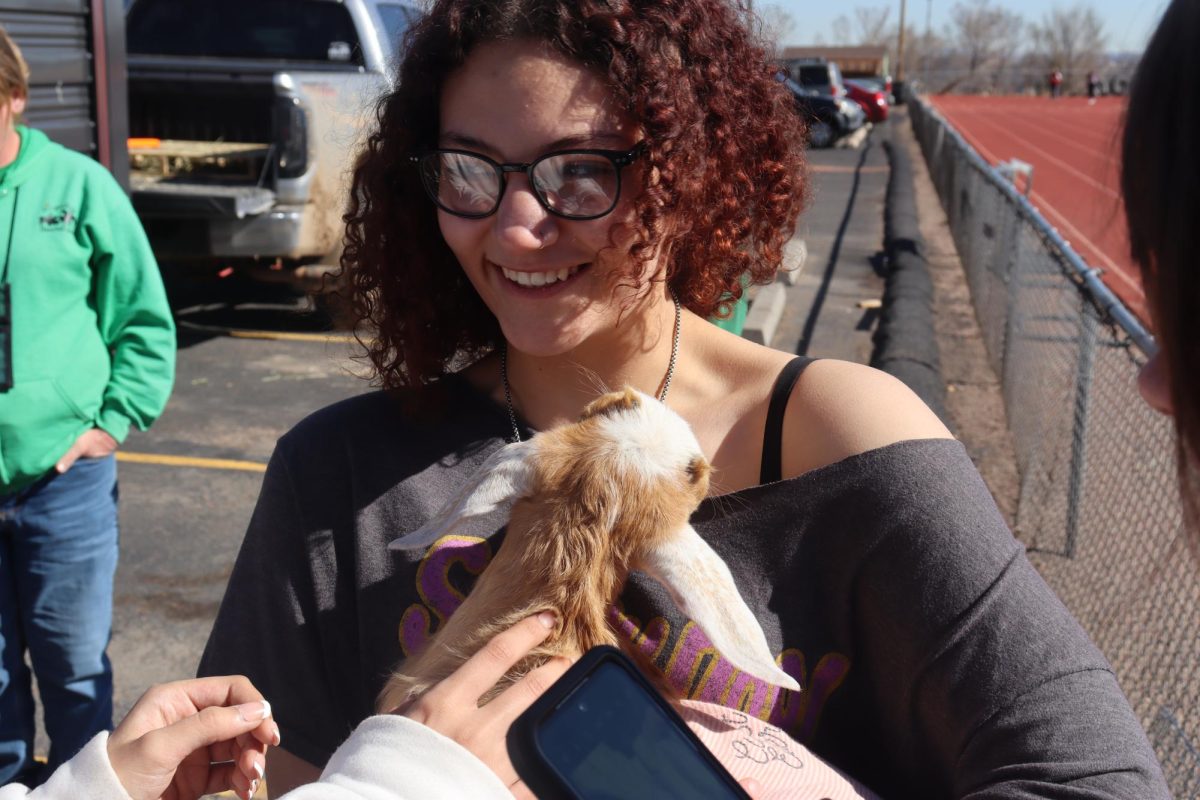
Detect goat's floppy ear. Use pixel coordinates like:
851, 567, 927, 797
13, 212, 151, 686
640, 525, 801, 692
388, 441, 534, 550
578, 386, 640, 420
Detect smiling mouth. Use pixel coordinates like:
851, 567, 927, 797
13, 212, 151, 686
497, 262, 589, 288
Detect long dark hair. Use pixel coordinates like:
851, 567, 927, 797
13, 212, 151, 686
338, 0, 808, 388
1121, 0, 1200, 529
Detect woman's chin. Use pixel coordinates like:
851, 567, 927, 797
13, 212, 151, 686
501, 330, 583, 359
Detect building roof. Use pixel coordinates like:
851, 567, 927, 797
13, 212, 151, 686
779, 45, 889, 61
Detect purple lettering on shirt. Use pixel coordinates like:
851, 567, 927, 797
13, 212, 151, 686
613, 611, 850, 743
399, 535, 492, 657
610, 604, 671, 662
768, 650, 851, 743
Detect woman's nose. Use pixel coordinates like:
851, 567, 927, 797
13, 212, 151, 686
1137, 349, 1175, 416
493, 175, 559, 251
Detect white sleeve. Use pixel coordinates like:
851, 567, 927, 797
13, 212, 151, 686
279, 715, 515, 800
0, 733, 132, 800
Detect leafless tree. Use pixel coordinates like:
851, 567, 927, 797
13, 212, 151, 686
854, 6, 893, 45
829, 6, 893, 46
831, 14, 852, 45
946, 0, 1026, 86
754, 4, 796, 53
1029, 4, 1107, 92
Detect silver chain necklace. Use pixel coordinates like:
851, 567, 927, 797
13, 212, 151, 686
501, 289, 682, 443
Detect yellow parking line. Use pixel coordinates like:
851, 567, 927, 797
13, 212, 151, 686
117, 451, 267, 473
228, 329, 358, 343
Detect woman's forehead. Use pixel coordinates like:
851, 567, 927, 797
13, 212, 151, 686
439, 39, 634, 157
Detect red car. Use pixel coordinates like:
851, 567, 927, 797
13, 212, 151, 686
845, 79, 889, 123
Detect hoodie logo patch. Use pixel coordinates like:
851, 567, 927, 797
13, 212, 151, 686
40, 205, 76, 232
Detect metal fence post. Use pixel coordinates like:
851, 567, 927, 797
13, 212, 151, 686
1064, 294, 1099, 558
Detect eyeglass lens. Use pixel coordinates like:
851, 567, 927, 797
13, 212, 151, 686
421, 152, 621, 218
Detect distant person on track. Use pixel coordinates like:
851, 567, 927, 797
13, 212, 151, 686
1048, 68, 1064, 98
1086, 70, 1101, 104
0, 26, 175, 789
1121, 0, 1200, 537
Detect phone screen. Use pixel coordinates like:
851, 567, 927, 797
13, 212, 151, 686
535, 660, 744, 799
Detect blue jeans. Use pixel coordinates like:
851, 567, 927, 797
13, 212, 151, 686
0, 455, 118, 786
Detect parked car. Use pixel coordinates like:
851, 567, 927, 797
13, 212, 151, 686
789, 57, 848, 101
845, 79, 889, 123
848, 75, 894, 104
124, 0, 421, 290
776, 73, 863, 148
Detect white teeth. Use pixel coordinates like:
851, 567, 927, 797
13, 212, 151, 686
500, 264, 583, 287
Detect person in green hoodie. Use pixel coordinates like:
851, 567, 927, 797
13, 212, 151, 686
0, 28, 175, 788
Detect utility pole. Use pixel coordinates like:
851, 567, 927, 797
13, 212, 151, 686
896, 0, 907, 81
923, 0, 932, 82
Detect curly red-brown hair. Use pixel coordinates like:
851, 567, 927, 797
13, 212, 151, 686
340, 0, 808, 388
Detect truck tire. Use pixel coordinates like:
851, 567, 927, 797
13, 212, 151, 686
807, 118, 835, 149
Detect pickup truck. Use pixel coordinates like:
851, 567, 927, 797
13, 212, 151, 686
125, 0, 420, 288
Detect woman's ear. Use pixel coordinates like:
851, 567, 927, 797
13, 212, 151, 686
9, 91, 25, 118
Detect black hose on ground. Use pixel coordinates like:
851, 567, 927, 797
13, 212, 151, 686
871, 123, 949, 423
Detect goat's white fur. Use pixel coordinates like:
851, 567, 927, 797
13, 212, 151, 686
380, 387, 800, 712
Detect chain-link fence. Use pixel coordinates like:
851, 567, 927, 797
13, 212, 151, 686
909, 94, 1200, 798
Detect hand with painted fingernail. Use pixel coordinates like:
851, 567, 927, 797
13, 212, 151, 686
396, 611, 572, 799
106, 675, 280, 800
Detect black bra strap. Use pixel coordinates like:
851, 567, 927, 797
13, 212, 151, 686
759, 357, 814, 485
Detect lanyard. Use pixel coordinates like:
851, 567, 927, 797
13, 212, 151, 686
0, 186, 16, 284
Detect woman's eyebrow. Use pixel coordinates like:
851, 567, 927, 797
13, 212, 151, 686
439, 130, 630, 154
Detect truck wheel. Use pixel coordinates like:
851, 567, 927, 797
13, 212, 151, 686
807, 118, 835, 149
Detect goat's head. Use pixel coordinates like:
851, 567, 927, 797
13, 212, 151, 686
388, 387, 799, 693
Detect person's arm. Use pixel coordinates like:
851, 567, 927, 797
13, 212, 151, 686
83, 163, 176, 445
785, 363, 1167, 796
277, 613, 565, 799
851, 443, 1170, 796
0, 677, 277, 800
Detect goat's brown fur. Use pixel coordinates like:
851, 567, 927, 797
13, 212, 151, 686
378, 388, 710, 712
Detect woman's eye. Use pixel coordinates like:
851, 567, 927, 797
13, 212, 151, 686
562, 161, 604, 178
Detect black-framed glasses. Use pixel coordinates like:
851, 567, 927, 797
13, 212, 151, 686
411, 145, 643, 221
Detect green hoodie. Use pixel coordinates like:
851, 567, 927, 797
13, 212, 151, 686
0, 126, 175, 493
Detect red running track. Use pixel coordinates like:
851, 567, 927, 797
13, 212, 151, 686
927, 95, 1145, 321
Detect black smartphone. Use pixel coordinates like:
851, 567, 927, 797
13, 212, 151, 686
506, 645, 752, 800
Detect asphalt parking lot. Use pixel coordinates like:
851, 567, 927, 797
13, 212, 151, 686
35, 131, 889, 761
108, 295, 366, 722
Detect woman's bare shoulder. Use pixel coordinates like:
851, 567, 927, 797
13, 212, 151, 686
782, 358, 954, 478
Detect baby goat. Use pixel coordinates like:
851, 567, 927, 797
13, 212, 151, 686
378, 387, 799, 712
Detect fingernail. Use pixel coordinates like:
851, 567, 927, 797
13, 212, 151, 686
253, 759, 265, 780
236, 700, 271, 722
271, 722, 281, 746
537, 610, 557, 629
249, 778, 259, 797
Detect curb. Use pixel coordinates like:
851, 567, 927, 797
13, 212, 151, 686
743, 236, 807, 345
870, 122, 949, 421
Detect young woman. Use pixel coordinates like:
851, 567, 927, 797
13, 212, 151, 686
199, 1, 1168, 796
1122, 0, 1200, 531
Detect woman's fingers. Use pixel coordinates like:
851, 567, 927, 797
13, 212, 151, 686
428, 611, 558, 706
238, 745, 267, 799
140, 700, 272, 768
484, 654, 573, 723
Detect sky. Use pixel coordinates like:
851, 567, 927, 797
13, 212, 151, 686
768, 0, 1166, 54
